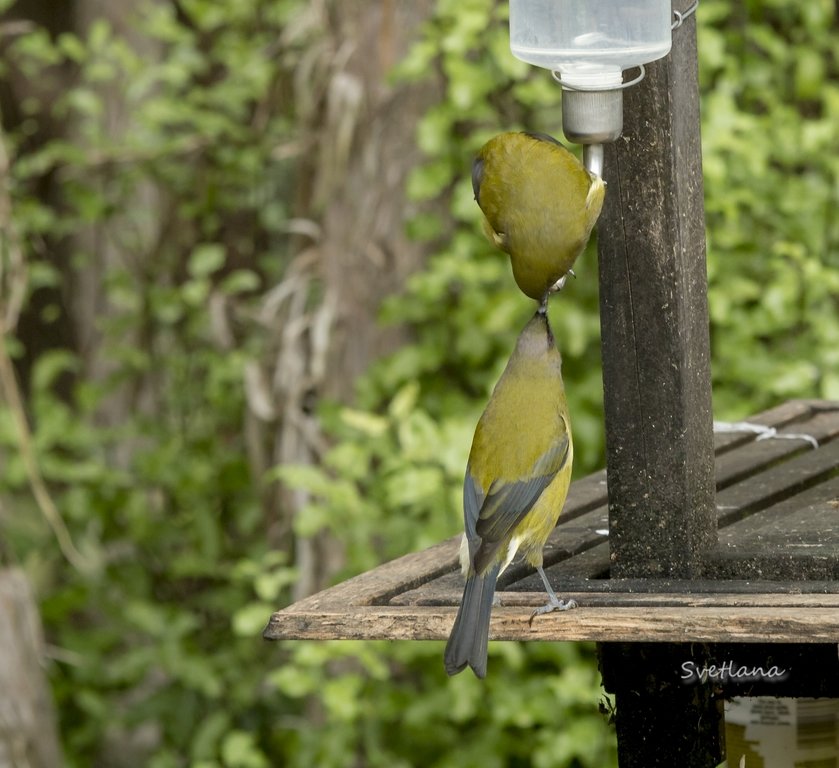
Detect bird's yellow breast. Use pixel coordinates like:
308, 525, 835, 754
469, 362, 566, 485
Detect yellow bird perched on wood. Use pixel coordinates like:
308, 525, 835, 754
472, 131, 605, 304
444, 308, 576, 678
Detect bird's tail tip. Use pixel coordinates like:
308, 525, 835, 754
443, 565, 500, 679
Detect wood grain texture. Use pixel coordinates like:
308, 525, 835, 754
715, 438, 839, 527
721, 474, 839, 541
712, 400, 817, 455
264, 602, 839, 643
714, 407, 839, 490
595, 2, 715, 581
264, 404, 839, 643
268, 536, 460, 618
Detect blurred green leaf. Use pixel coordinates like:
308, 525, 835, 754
220, 731, 268, 768
189, 244, 226, 278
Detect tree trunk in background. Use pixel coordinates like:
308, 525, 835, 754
319, 0, 439, 395
0, 569, 63, 768
67, 0, 163, 461
261, 0, 441, 598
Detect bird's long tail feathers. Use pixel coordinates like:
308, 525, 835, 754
444, 563, 502, 678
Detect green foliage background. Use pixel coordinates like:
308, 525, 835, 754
1, 0, 837, 766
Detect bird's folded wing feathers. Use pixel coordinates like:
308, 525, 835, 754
463, 469, 484, 561
474, 433, 570, 544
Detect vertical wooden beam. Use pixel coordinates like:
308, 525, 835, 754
600, 643, 725, 768
594, 3, 723, 765
597, 3, 715, 580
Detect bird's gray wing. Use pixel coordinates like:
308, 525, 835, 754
463, 467, 484, 562
475, 433, 570, 545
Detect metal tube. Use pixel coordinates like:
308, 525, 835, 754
583, 143, 605, 177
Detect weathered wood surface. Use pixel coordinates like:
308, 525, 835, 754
595, 0, 715, 583
598, 13, 721, 762
265, 399, 839, 643
266, 602, 839, 643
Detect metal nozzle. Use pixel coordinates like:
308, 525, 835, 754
583, 144, 605, 177
561, 88, 623, 145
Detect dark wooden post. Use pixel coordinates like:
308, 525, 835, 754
595, 2, 723, 765
597, 4, 715, 580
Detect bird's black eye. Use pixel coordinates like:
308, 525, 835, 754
471, 156, 484, 203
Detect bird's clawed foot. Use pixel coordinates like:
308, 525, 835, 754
528, 596, 577, 626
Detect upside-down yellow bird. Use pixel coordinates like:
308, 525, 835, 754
472, 131, 605, 304
444, 308, 576, 678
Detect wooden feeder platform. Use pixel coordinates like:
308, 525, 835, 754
264, 399, 839, 646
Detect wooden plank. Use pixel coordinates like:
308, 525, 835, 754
736, 503, 839, 547
555, 468, 608, 522
720, 474, 839, 541
269, 536, 460, 616
708, 554, 839, 581
520, 535, 610, 578
388, 541, 611, 606
709, 477, 839, 580
399, 591, 839, 609
507, 577, 839, 595
715, 438, 839, 527
712, 399, 816, 454
714, 409, 839, 490
508, 448, 839, 592
340, 440, 839, 610
263, 602, 839, 643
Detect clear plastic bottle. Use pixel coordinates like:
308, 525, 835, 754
510, 0, 672, 87
509, 0, 673, 151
